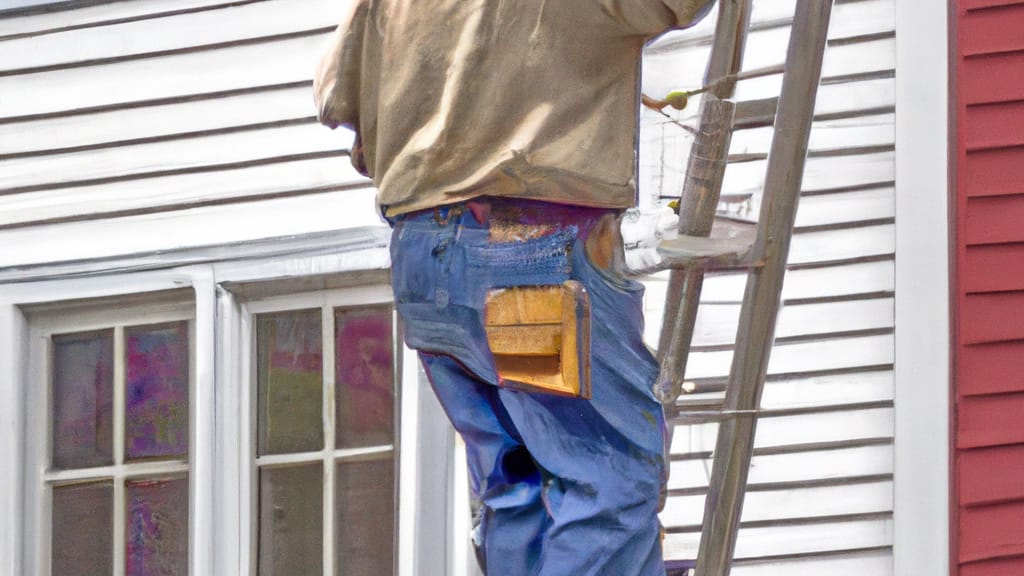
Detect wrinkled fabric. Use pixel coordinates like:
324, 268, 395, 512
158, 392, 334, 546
390, 203, 668, 575
314, 0, 715, 217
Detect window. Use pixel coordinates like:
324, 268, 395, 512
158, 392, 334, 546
27, 296, 194, 576
252, 298, 398, 575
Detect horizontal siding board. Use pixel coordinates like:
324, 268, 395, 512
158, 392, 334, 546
959, 500, 1024, 563
0, 0, 245, 37
0, 188, 381, 268
662, 481, 893, 528
0, 85, 315, 156
960, 557, 1024, 576
964, 146, 1024, 197
730, 549, 892, 576
0, 0, 337, 72
729, 113, 894, 157
963, 243, 1024, 293
960, 2, 1024, 56
964, 194, 1024, 244
960, 340, 1024, 396
721, 152, 893, 197
669, 443, 893, 492
795, 187, 894, 228
787, 223, 895, 266
959, 444, 1024, 506
0, 156, 369, 229
662, 518, 893, 561
961, 291, 1024, 343
962, 0, 1024, 10
965, 100, 1024, 151
670, 407, 894, 455
0, 32, 326, 119
689, 298, 893, 347
0, 121, 352, 192
958, 393, 1024, 449
962, 51, 1024, 105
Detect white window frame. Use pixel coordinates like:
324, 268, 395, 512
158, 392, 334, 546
0, 267, 217, 576
25, 294, 196, 576
893, 0, 950, 574
239, 284, 400, 576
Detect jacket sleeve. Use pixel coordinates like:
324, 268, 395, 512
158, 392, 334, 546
598, 0, 716, 37
313, 0, 370, 130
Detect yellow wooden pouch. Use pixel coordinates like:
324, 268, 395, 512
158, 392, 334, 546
483, 280, 591, 398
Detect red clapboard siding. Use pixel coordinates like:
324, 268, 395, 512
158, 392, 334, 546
960, 340, 1024, 396
959, 500, 1024, 563
960, 292, 1024, 344
958, 393, 1024, 449
960, 444, 1024, 505
962, 51, 1024, 105
962, 0, 1024, 10
961, 3, 1024, 55
964, 146, 1024, 197
963, 244, 1024, 293
964, 195, 1024, 244
965, 101, 1024, 151
961, 558, 1024, 576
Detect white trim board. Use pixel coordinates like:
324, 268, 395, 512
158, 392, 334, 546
893, 0, 951, 575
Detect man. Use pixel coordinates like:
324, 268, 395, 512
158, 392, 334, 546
314, 2, 714, 574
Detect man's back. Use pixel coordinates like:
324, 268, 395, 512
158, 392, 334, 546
315, 0, 714, 216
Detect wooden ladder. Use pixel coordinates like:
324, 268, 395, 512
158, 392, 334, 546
648, 1, 835, 575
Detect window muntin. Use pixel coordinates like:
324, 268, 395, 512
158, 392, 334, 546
254, 303, 397, 576
45, 320, 192, 576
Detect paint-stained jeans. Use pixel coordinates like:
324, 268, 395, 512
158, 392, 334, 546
390, 200, 667, 576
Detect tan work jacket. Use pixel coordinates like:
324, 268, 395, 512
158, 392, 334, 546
314, 0, 714, 217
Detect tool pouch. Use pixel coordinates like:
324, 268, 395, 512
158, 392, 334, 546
484, 280, 591, 398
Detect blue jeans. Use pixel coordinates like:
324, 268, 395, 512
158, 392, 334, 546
390, 201, 667, 576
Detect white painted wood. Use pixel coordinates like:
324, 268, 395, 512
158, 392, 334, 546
0, 0, 340, 71
662, 480, 894, 528
759, 369, 894, 410
689, 297, 894, 347
670, 407, 894, 458
191, 269, 216, 576
683, 333, 894, 381
0, 0, 249, 37
788, 223, 895, 265
0, 304, 26, 576
796, 187, 895, 228
0, 85, 317, 156
0, 189, 382, 268
894, 0, 951, 573
663, 517, 893, 560
213, 287, 242, 576
669, 442, 894, 491
730, 549, 892, 576
0, 32, 328, 118
730, 113, 894, 157
0, 122, 353, 191
0, 155, 370, 229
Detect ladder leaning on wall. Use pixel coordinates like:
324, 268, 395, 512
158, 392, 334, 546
642, 1, 835, 575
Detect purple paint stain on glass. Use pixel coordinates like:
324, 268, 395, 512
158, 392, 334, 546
52, 330, 114, 469
126, 477, 189, 576
125, 322, 189, 461
335, 307, 395, 448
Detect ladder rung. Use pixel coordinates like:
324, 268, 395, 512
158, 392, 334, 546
657, 217, 757, 269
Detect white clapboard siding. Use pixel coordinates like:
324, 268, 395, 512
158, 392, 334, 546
664, 518, 893, 561
669, 440, 894, 491
0, 0, 244, 37
0, 32, 328, 118
1, 0, 337, 71
644, 2, 896, 567
0, 188, 380, 268
1, 85, 316, 156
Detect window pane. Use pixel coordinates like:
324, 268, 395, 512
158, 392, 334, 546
52, 330, 114, 469
334, 306, 395, 449
259, 464, 323, 576
126, 476, 189, 576
257, 310, 323, 455
335, 457, 395, 575
125, 322, 190, 461
52, 481, 113, 575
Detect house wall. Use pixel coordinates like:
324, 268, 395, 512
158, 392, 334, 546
2, 0, 904, 574
953, 1, 1024, 574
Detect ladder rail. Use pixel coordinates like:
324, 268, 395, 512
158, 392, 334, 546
692, 2, 834, 575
